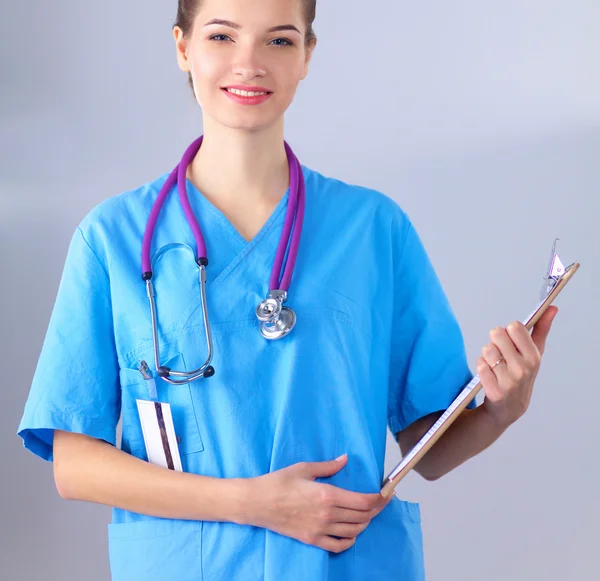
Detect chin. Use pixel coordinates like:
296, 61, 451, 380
216, 112, 283, 133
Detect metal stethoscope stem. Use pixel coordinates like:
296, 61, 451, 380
139, 135, 306, 385
146, 264, 215, 385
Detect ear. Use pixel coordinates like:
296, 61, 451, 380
173, 26, 191, 73
301, 38, 317, 80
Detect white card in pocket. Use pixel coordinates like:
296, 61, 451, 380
136, 399, 183, 472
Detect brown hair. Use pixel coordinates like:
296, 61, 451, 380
174, 0, 317, 90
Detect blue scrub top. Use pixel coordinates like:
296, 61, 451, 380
17, 165, 475, 580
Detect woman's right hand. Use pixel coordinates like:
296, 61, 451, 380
244, 454, 395, 553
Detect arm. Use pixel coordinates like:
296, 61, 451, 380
54, 430, 393, 554
396, 309, 558, 481
53, 430, 248, 524
396, 405, 507, 481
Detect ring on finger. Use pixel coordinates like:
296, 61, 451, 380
490, 356, 506, 370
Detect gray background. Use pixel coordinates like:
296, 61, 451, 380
2, 1, 598, 579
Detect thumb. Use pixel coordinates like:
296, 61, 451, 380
305, 454, 348, 479
531, 306, 558, 356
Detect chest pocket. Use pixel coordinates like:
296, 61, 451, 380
119, 352, 205, 462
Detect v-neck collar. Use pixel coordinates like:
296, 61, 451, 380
183, 176, 296, 290
185, 177, 291, 250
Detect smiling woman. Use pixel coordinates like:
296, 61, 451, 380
172, 0, 317, 139
17, 0, 511, 580
174, 0, 317, 90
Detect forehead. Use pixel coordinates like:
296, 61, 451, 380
195, 0, 305, 29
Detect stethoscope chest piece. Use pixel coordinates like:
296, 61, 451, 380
256, 290, 296, 340
140, 136, 305, 384
256, 297, 282, 321
260, 306, 296, 340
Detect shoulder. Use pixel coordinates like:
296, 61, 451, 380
73, 172, 170, 266
302, 164, 413, 236
78, 172, 169, 236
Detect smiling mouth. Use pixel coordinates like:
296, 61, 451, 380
222, 88, 273, 97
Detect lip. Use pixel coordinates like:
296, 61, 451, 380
221, 87, 273, 106
223, 84, 272, 93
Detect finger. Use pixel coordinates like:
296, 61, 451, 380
372, 492, 395, 515
481, 342, 508, 383
330, 506, 372, 524
303, 455, 348, 479
327, 522, 369, 539
333, 489, 390, 511
317, 536, 356, 554
331, 493, 394, 524
489, 326, 523, 371
476, 356, 502, 401
506, 321, 540, 363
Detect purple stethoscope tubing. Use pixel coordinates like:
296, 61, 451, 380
139, 136, 305, 384
142, 136, 304, 288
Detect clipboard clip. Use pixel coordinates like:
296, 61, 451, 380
540, 238, 576, 301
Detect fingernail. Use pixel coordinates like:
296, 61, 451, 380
336, 454, 347, 461
392, 490, 396, 497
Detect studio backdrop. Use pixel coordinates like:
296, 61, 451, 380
1, 1, 598, 580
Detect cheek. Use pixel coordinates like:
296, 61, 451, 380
192, 53, 223, 79
189, 53, 226, 98
272, 60, 304, 97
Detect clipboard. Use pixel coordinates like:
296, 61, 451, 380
380, 239, 580, 497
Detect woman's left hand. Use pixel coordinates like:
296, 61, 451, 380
477, 306, 559, 428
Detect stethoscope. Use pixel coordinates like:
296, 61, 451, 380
139, 136, 306, 385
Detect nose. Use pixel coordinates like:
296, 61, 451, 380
231, 44, 267, 79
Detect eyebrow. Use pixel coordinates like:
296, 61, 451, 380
203, 19, 301, 35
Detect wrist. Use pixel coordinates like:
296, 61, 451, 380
228, 477, 257, 526
480, 399, 515, 431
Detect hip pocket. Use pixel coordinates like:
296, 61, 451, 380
354, 499, 425, 580
108, 518, 203, 581
119, 352, 204, 461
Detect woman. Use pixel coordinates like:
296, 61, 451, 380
17, 0, 558, 579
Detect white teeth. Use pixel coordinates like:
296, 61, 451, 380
227, 88, 268, 97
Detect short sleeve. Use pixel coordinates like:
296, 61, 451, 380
17, 227, 120, 461
387, 218, 476, 436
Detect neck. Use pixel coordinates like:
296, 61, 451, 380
186, 118, 290, 209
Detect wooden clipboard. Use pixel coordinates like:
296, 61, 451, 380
381, 244, 580, 498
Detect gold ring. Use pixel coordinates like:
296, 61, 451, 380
490, 357, 505, 370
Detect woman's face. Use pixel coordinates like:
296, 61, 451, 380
174, 0, 314, 132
